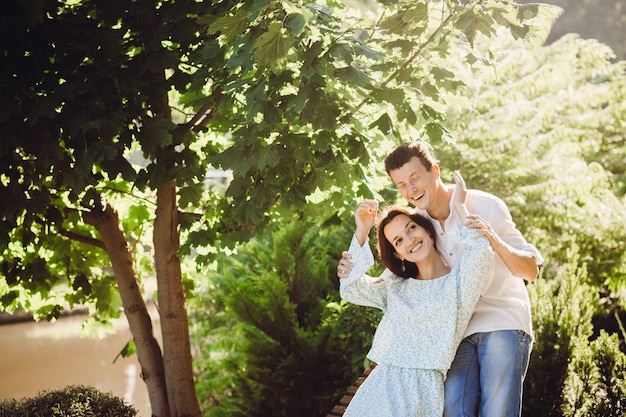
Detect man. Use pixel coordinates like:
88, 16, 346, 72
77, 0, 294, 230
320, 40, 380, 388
337, 141, 543, 417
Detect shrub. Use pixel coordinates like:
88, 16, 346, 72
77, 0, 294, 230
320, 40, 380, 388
524, 246, 596, 417
191, 214, 381, 417
562, 330, 626, 416
0, 385, 137, 417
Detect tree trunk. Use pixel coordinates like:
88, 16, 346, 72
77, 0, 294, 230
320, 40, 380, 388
154, 179, 202, 417
84, 204, 170, 417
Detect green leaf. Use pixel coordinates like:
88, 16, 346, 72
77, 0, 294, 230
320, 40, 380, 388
517, 3, 540, 20
336, 63, 369, 86
455, 8, 496, 46
422, 122, 455, 145
354, 44, 384, 61
253, 22, 292, 70
179, 183, 204, 209
207, 9, 249, 44
36, 304, 63, 321
137, 115, 173, 156
420, 104, 444, 121
0, 290, 20, 306
431, 66, 455, 82
114, 340, 137, 363
282, 183, 308, 207
357, 181, 376, 199
227, 36, 256, 71
369, 112, 394, 135
102, 154, 137, 181
285, 9, 314, 37
285, 13, 305, 37
199, 41, 223, 61
72, 273, 92, 295
128, 204, 151, 223
250, 0, 271, 19
245, 79, 267, 122
455, 9, 478, 46
280, 0, 301, 15
380, 4, 429, 36
490, 4, 532, 41
371, 87, 406, 106
329, 43, 353, 64
287, 84, 310, 114
309, 100, 340, 131
509, 24, 530, 40
397, 104, 417, 125
382, 38, 416, 55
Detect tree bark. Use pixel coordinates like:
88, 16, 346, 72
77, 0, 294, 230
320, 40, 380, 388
154, 179, 202, 417
84, 204, 170, 417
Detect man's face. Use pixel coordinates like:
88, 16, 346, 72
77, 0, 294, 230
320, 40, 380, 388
388, 156, 440, 211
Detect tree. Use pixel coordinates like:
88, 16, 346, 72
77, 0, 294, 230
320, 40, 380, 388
0, 0, 559, 415
518, 0, 626, 60
436, 27, 626, 292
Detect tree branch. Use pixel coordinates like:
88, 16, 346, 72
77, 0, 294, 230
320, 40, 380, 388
58, 227, 106, 250
349, 0, 484, 117
184, 102, 212, 130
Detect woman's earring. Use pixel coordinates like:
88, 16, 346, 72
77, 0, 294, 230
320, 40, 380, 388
401, 260, 406, 272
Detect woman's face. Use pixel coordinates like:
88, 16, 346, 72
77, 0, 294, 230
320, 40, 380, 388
383, 214, 434, 263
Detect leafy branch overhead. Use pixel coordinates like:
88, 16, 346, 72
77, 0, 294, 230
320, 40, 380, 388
0, 1, 563, 308
0, 0, 563, 309
194, 0, 561, 244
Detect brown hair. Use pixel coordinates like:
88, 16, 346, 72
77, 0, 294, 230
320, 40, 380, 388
376, 205, 437, 279
384, 141, 437, 175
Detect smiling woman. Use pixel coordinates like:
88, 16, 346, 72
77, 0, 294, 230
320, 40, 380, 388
335, 183, 495, 416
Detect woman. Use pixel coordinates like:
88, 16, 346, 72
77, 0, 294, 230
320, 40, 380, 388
338, 172, 494, 417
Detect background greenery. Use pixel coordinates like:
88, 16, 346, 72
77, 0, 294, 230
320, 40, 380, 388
189, 3, 626, 417
518, 0, 626, 60
1, 0, 625, 416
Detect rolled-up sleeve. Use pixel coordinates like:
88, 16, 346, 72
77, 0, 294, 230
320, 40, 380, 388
489, 197, 544, 266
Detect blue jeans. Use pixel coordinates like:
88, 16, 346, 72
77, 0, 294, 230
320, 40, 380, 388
443, 330, 532, 417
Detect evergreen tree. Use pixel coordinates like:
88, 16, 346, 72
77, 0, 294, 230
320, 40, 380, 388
191, 215, 381, 417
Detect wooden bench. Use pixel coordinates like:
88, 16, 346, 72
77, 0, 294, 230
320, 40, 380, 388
326, 362, 377, 417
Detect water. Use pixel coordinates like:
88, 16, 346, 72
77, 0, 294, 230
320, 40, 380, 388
0, 312, 155, 417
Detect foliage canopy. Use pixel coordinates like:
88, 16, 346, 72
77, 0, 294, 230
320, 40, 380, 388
6, 0, 625, 416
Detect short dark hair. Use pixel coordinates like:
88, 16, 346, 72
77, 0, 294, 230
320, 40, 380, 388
376, 205, 437, 279
384, 141, 437, 175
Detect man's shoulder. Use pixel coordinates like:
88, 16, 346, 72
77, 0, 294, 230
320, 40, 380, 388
467, 188, 505, 204
466, 189, 509, 218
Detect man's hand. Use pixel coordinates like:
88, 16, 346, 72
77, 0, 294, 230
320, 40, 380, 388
337, 251, 354, 279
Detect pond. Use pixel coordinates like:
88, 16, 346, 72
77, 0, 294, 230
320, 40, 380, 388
0, 311, 158, 417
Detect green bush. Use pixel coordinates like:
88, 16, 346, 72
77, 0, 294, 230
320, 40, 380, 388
191, 214, 379, 417
524, 246, 596, 417
562, 330, 626, 416
0, 385, 136, 417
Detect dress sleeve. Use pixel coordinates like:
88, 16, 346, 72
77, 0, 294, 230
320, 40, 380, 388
453, 227, 495, 333
339, 235, 388, 311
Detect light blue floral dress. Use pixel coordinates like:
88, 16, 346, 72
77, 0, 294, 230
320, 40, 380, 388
340, 227, 494, 417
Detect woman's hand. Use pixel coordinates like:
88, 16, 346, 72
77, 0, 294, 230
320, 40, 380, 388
337, 200, 377, 279
354, 200, 378, 246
